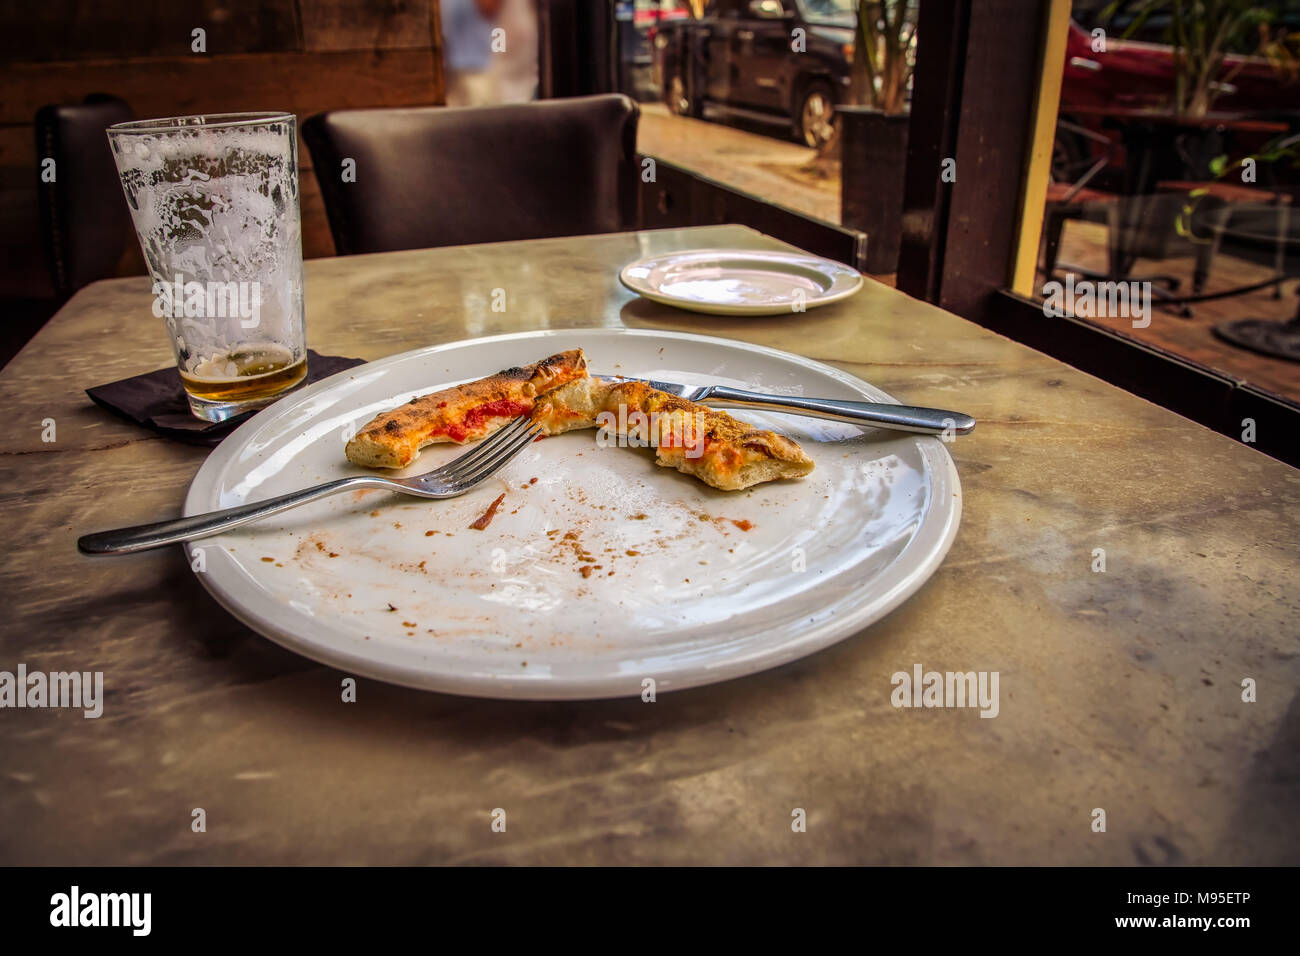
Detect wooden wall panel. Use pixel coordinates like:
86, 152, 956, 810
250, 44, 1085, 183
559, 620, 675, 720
0, 1, 303, 63
0, 126, 34, 171
301, 0, 434, 51
1, 49, 441, 126
0, 1, 445, 272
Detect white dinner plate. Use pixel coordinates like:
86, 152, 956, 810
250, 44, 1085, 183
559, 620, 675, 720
186, 329, 961, 699
619, 248, 863, 315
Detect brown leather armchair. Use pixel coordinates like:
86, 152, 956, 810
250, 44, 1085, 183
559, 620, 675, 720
35, 94, 136, 301
302, 94, 640, 256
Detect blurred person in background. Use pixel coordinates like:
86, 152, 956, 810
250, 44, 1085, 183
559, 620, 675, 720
441, 0, 503, 106
492, 0, 539, 103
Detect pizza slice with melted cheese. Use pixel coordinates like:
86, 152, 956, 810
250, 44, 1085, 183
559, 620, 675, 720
345, 349, 587, 468
530, 377, 814, 491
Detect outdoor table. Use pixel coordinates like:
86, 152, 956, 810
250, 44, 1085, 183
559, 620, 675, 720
1, 224, 1295, 865
1065, 106, 1291, 303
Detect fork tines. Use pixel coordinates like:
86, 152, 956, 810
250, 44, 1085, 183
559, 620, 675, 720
427, 416, 541, 490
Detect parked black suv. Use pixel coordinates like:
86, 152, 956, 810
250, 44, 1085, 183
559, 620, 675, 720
652, 0, 855, 147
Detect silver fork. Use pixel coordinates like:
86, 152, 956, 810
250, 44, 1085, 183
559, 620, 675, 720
78, 416, 542, 556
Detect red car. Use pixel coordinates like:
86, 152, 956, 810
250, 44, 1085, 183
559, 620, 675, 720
1061, 21, 1298, 112
1057, 2, 1300, 178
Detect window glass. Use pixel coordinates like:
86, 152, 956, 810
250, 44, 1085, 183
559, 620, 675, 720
1031, 1, 1300, 402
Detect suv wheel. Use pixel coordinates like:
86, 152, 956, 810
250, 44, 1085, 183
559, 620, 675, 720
795, 81, 836, 149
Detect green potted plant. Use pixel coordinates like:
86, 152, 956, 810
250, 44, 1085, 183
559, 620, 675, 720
837, 0, 917, 274
1104, 1, 1297, 260
1108, 0, 1286, 117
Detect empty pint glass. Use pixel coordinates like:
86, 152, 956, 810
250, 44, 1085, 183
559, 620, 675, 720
107, 112, 306, 421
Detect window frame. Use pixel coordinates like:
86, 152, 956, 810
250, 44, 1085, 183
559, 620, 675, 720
894, 0, 1300, 468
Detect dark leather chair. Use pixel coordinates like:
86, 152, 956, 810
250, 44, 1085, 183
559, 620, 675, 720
302, 94, 640, 255
35, 94, 136, 301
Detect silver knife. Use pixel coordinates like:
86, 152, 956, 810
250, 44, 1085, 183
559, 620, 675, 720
598, 375, 974, 436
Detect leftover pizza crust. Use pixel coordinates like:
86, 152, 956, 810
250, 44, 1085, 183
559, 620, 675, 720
344, 349, 587, 468
531, 377, 814, 491
345, 349, 814, 491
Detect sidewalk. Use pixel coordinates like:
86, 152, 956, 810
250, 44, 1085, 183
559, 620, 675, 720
637, 103, 841, 225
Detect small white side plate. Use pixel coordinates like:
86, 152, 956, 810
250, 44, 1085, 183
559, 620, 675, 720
186, 328, 960, 700
619, 248, 864, 315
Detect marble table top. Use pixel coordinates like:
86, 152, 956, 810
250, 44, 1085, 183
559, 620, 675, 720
1, 224, 1296, 865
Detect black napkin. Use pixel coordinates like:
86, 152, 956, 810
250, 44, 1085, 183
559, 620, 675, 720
86, 349, 367, 447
